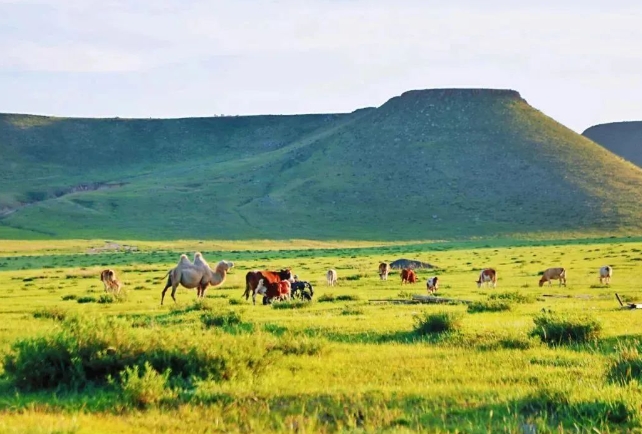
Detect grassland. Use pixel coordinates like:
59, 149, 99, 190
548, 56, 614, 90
1, 237, 642, 433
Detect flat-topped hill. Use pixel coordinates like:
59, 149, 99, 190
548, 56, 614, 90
2, 88, 642, 240
583, 121, 642, 168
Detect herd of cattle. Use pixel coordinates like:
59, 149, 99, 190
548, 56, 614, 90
97, 253, 616, 305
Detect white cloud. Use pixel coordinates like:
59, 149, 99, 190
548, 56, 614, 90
0, 0, 641, 131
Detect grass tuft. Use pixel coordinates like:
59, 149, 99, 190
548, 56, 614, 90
530, 312, 602, 345
467, 300, 512, 313
488, 291, 535, 304
413, 312, 461, 335
607, 343, 642, 384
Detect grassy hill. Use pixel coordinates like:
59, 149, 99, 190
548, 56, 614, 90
583, 121, 642, 168
2, 89, 642, 240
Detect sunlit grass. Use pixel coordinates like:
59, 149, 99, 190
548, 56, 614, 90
0, 238, 641, 432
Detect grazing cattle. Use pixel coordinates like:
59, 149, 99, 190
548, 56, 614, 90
378, 262, 391, 280
401, 268, 417, 284
100, 269, 122, 294
243, 268, 292, 305
327, 269, 338, 286
599, 266, 613, 285
426, 276, 439, 294
476, 268, 497, 289
539, 267, 566, 287
256, 279, 291, 304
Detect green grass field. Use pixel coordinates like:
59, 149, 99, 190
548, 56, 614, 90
1, 237, 642, 433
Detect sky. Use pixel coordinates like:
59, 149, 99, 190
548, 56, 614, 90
1, 0, 641, 133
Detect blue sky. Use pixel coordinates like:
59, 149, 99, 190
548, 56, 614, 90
1, 0, 640, 132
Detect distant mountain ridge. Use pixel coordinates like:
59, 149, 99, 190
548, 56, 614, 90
583, 121, 642, 168
2, 88, 642, 240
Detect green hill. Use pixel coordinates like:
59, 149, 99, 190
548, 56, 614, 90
583, 121, 642, 168
2, 88, 642, 240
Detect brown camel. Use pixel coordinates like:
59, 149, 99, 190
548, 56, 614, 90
160, 253, 234, 305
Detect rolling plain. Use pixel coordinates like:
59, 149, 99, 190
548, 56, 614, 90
1, 237, 642, 433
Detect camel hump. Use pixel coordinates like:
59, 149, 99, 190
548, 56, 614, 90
194, 252, 210, 268
177, 254, 192, 267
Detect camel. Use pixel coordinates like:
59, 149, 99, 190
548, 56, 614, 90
160, 253, 234, 305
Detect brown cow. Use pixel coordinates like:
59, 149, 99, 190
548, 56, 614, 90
256, 279, 291, 304
539, 268, 566, 287
401, 268, 417, 284
378, 262, 390, 280
100, 269, 122, 294
243, 269, 292, 305
476, 269, 497, 289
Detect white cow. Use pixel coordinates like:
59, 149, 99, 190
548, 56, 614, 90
326, 269, 337, 286
599, 266, 613, 285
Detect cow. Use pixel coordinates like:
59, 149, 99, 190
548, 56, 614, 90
243, 268, 292, 305
378, 262, 391, 280
426, 276, 439, 294
401, 268, 417, 284
256, 279, 291, 304
290, 280, 314, 299
476, 269, 497, 289
599, 266, 613, 285
326, 269, 338, 286
100, 269, 122, 294
539, 267, 566, 287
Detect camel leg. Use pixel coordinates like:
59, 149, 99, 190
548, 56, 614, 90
160, 276, 172, 305
170, 282, 179, 303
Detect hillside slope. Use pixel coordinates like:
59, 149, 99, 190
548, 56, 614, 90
2, 89, 642, 240
583, 121, 642, 168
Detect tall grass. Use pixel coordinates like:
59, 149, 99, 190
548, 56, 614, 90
530, 312, 602, 345
3, 315, 274, 391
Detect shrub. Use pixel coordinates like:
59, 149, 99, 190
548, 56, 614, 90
467, 300, 512, 313
3, 315, 274, 391
317, 294, 335, 303
608, 343, 642, 384
77, 296, 97, 304
116, 362, 173, 409
98, 294, 115, 304
336, 294, 360, 301
33, 307, 67, 321
530, 312, 602, 345
200, 311, 243, 328
413, 312, 461, 335
488, 291, 534, 304
341, 305, 364, 315
61, 294, 77, 301
270, 335, 327, 356
272, 301, 310, 310
171, 299, 213, 314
